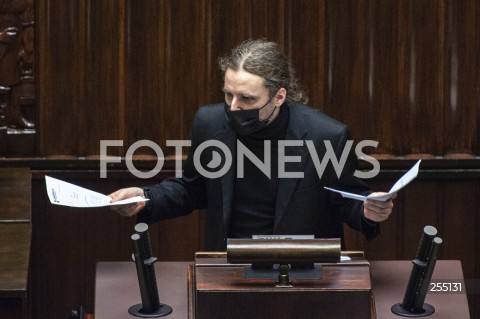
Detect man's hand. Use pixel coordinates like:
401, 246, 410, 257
363, 192, 397, 222
109, 187, 146, 217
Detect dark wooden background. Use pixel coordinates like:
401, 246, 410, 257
0, 0, 479, 318
28, 0, 480, 158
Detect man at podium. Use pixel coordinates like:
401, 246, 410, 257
109, 39, 395, 251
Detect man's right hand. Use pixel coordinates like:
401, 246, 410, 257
108, 187, 146, 217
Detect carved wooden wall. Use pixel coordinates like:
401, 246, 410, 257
0, 0, 35, 155
0, 1, 478, 157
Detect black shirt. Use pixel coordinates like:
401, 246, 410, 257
229, 105, 290, 238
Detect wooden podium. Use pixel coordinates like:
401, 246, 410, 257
188, 252, 373, 319
95, 260, 470, 318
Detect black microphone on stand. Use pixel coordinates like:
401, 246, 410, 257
128, 223, 172, 317
391, 225, 442, 317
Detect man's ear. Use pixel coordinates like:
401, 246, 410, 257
274, 88, 287, 107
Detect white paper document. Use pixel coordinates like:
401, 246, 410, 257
45, 175, 148, 208
324, 160, 421, 202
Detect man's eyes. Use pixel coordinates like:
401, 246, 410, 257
224, 93, 256, 103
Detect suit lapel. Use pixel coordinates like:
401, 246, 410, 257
274, 104, 309, 229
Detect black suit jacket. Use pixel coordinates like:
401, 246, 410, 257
140, 102, 379, 251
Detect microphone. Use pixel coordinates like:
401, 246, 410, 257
391, 225, 442, 317
128, 223, 172, 317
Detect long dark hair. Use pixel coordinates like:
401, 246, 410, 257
218, 39, 308, 104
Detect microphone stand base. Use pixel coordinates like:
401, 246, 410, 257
128, 303, 173, 318
391, 303, 435, 317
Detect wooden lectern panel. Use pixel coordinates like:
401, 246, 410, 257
189, 257, 373, 319
0, 168, 32, 318
0, 168, 31, 222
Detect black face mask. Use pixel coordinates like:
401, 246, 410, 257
224, 98, 275, 136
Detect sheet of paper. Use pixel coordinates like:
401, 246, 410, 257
324, 160, 421, 202
45, 175, 148, 208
